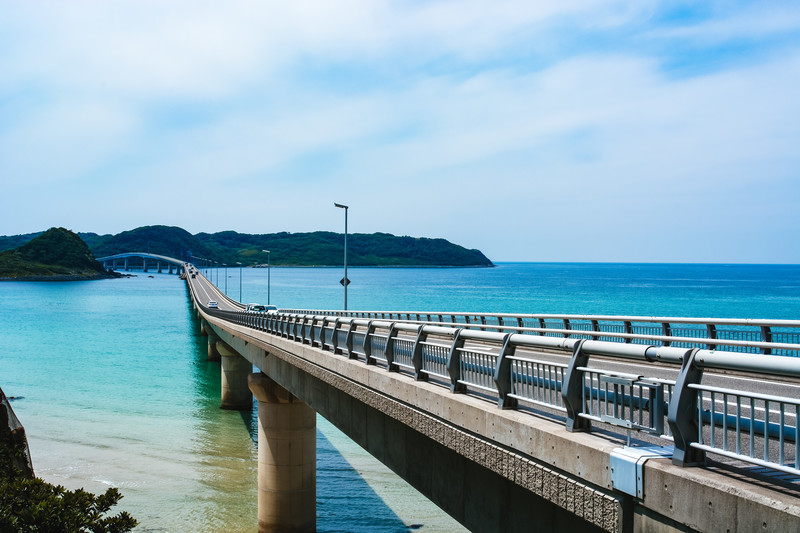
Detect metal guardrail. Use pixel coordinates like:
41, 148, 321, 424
281, 309, 800, 357
200, 304, 800, 479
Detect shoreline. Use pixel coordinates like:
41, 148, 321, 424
0, 272, 126, 282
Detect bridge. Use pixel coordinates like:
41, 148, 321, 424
178, 261, 800, 532
96, 252, 187, 274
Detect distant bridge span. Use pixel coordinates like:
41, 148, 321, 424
96, 252, 186, 274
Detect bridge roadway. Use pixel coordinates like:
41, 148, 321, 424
186, 267, 800, 533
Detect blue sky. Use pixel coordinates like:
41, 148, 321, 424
1, 1, 799, 263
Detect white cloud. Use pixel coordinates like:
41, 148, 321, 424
1, 0, 799, 261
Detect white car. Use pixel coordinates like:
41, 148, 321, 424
207, 301, 218, 309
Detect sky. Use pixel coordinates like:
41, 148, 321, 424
1, 1, 799, 263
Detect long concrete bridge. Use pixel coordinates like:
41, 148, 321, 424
178, 262, 800, 532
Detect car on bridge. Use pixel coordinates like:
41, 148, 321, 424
247, 304, 278, 312
207, 301, 218, 309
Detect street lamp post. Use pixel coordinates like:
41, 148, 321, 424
236, 262, 242, 302
224, 264, 228, 294
262, 250, 271, 305
334, 203, 349, 310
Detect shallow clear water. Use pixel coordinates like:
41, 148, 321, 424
2, 263, 799, 531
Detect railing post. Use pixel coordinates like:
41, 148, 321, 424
761, 325, 773, 355
668, 348, 706, 466
562, 318, 571, 338
310, 317, 320, 347
364, 321, 376, 365
411, 325, 428, 382
385, 323, 399, 372
562, 339, 591, 432
331, 318, 342, 353
707, 324, 717, 350
662, 322, 672, 346
318, 317, 329, 349
494, 334, 518, 410
343, 319, 357, 358
287, 314, 296, 339
623, 321, 632, 343
446, 329, 467, 393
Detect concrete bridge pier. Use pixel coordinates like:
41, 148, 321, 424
217, 341, 252, 410
207, 329, 221, 362
248, 372, 316, 533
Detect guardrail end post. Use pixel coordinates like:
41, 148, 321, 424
668, 348, 707, 467
344, 319, 356, 358
563, 339, 591, 432
495, 334, 518, 410
447, 329, 467, 394
412, 325, 428, 381
386, 323, 399, 372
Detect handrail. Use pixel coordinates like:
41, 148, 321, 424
198, 301, 800, 478
185, 263, 800, 480
279, 309, 800, 356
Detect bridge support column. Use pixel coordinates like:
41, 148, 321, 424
206, 328, 220, 362
248, 372, 316, 533
217, 342, 252, 410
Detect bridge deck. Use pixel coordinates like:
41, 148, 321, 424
186, 267, 800, 532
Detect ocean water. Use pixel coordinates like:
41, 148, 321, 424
2, 263, 799, 531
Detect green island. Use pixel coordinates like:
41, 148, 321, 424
1, 225, 494, 274
0, 228, 121, 281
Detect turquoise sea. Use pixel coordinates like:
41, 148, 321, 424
2, 263, 800, 532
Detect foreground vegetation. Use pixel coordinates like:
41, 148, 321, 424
0, 390, 137, 532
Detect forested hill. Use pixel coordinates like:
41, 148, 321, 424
0, 227, 119, 280
0, 226, 494, 268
